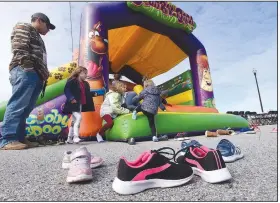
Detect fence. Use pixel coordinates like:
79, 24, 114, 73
226, 111, 278, 126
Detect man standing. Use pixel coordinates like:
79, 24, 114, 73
0, 13, 55, 150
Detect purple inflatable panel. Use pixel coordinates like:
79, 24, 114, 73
0, 95, 70, 140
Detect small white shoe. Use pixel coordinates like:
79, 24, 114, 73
62, 150, 104, 169
73, 137, 82, 143
66, 147, 93, 183
96, 133, 104, 143
66, 137, 74, 144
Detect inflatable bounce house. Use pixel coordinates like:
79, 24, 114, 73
0, 2, 249, 141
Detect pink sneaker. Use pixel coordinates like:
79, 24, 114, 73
66, 147, 93, 183
62, 151, 104, 169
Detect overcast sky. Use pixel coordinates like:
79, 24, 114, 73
0, 2, 277, 113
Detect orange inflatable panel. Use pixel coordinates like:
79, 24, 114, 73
164, 105, 219, 113
68, 105, 102, 138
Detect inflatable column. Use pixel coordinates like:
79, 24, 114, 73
79, 4, 109, 98
189, 49, 216, 108
75, 4, 109, 138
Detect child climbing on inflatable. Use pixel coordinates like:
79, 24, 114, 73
63, 66, 97, 144
132, 79, 169, 142
96, 81, 130, 143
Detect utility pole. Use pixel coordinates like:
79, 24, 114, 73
252, 68, 264, 113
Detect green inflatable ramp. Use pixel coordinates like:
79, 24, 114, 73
0, 78, 67, 122
105, 112, 249, 141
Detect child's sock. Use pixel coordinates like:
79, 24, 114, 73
96, 133, 104, 143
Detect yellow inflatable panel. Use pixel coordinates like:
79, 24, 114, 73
47, 62, 77, 86
166, 90, 193, 105
108, 25, 188, 78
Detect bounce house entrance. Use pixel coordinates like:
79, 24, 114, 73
108, 25, 188, 78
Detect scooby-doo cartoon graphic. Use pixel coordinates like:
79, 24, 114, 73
87, 21, 108, 84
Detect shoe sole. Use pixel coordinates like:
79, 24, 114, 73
112, 173, 194, 195
66, 174, 93, 183
62, 160, 104, 169
222, 154, 244, 163
192, 167, 232, 183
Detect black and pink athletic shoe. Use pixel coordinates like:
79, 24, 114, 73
112, 147, 194, 195
176, 145, 232, 183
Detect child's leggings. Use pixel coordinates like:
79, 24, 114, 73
68, 105, 82, 139
99, 114, 114, 136
135, 105, 157, 137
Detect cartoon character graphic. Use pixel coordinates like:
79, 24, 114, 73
197, 54, 213, 92
37, 107, 45, 121
87, 21, 108, 82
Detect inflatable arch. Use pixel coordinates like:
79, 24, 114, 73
78, 2, 215, 108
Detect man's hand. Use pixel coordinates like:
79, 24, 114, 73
71, 99, 77, 104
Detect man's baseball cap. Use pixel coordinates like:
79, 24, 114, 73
31, 12, 55, 30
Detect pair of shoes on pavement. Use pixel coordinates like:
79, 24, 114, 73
181, 139, 244, 163
0, 138, 39, 150
112, 142, 234, 195
62, 147, 104, 183
65, 136, 83, 144
205, 129, 235, 137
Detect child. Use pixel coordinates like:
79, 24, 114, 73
63, 66, 97, 144
96, 81, 130, 142
132, 80, 168, 142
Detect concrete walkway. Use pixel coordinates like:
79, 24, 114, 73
0, 125, 277, 201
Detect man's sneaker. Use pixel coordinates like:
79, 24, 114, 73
62, 150, 104, 169
66, 147, 93, 183
217, 139, 244, 162
0, 141, 27, 150
112, 147, 194, 195
22, 138, 39, 148
132, 110, 137, 120
174, 132, 189, 141
176, 145, 232, 183
205, 131, 218, 137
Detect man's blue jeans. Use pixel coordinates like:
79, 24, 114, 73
0, 66, 43, 147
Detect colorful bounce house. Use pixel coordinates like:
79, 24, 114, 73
0, 2, 249, 142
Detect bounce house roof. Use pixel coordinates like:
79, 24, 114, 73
108, 25, 188, 78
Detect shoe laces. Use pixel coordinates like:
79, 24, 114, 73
151, 147, 191, 163
235, 147, 242, 155
151, 147, 176, 161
